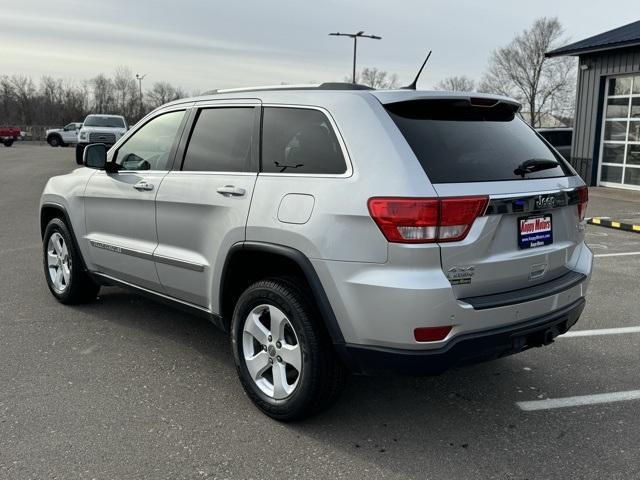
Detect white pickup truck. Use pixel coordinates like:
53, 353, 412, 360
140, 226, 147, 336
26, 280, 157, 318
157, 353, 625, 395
46, 122, 83, 147
75, 114, 128, 164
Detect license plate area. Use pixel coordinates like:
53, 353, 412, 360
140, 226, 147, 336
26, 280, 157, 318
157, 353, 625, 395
518, 214, 553, 249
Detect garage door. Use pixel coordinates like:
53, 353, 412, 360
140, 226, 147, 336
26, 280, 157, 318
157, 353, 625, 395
598, 75, 640, 190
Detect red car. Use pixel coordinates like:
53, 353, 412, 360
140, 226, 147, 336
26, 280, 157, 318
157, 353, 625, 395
0, 127, 20, 147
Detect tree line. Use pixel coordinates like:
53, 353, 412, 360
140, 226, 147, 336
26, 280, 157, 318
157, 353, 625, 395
0, 66, 187, 128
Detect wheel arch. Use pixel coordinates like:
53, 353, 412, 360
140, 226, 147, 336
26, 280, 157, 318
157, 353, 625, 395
219, 241, 345, 345
47, 133, 62, 144
40, 202, 90, 272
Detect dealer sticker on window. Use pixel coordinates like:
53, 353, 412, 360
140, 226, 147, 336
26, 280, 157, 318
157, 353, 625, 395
518, 215, 553, 249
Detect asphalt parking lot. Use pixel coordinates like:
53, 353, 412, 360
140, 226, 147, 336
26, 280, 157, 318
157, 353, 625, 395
1, 144, 640, 479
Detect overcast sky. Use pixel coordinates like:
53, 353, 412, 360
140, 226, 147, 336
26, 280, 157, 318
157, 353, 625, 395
2, 0, 639, 93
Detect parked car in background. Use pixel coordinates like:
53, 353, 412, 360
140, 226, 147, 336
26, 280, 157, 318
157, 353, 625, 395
46, 122, 83, 147
41, 85, 592, 420
76, 114, 128, 164
0, 127, 21, 147
537, 127, 573, 161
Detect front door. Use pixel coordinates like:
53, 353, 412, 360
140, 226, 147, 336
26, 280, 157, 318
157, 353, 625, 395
84, 109, 188, 290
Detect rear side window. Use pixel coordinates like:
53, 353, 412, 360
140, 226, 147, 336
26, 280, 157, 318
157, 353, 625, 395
386, 100, 571, 183
182, 107, 255, 172
261, 107, 347, 174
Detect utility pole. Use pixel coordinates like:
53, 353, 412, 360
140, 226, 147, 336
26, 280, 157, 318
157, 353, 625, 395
135, 73, 146, 116
329, 31, 381, 83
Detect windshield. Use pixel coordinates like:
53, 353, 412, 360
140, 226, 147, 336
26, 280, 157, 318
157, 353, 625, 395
385, 99, 571, 183
84, 116, 126, 128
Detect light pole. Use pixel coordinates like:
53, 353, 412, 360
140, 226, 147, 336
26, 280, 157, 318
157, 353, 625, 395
135, 73, 146, 115
329, 31, 381, 84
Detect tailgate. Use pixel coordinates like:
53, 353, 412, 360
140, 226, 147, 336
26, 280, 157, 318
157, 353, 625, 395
435, 181, 586, 298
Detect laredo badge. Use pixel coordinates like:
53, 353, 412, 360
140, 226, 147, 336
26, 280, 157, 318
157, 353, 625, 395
447, 266, 475, 285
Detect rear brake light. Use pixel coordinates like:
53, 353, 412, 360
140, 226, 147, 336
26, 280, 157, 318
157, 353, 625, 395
414, 326, 452, 342
576, 186, 588, 221
368, 196, 488, 243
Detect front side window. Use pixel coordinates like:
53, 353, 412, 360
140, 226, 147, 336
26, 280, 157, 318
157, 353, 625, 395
115, 110, 185, 171
261, 107, 347, 174
181, 107, 255, 172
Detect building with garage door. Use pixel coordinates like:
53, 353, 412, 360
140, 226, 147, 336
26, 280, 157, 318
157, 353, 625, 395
546, 20, 640, 191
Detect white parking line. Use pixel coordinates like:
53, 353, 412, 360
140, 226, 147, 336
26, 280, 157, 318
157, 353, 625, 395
561, 326, 640, 338
594, 251, 640, 258
517, 390, 640, 411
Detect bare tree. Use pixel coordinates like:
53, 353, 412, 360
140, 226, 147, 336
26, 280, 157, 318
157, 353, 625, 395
112, 66, 138, 119
145, 81, 187, 109
479, 17, 576, 127
434, 76, 476, 92
348, 67, 399, 89
91, 74, 116, 113
9, 75, 37, 125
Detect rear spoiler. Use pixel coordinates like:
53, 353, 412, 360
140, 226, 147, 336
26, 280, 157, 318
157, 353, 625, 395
384, 97, 521, 121
371, 91, 521, 112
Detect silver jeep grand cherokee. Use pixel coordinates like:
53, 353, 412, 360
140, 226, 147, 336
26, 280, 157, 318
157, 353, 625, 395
40, 84, 592, 420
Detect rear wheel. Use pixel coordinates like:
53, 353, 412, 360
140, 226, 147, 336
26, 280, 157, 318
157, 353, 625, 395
231, 278, 347, 421
43, 218, 100, 304
3, 138, 14, 147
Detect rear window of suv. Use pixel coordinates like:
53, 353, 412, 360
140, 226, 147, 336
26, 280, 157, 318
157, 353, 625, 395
385, 99, 571, 183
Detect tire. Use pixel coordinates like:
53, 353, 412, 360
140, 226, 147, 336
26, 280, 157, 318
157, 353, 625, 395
3, 138, 14, 147
231, 278, 347, 421
47, 135, 60, 147
42, 217, 100, 304
75, 144, 85, 165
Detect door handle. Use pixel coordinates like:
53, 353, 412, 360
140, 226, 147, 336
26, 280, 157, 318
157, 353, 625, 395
216, 185, 246, 197
133, 181, 154, 191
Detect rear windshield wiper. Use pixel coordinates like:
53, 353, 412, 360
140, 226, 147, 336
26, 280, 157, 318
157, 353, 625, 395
514, 158, 559, 178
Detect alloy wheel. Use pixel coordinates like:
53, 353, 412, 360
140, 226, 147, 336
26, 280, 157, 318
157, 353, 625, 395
46, 232, 71, 293
242, 304, 302, 399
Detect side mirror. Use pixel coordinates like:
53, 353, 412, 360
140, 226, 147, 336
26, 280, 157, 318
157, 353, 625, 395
83, 143, 107, 169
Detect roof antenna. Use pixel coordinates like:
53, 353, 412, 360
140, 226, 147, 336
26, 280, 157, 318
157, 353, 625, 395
402, 51, 432, 90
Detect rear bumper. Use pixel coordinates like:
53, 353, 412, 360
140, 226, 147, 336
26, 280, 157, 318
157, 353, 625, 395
338, 297, 585, 375
312, 241, 593, 349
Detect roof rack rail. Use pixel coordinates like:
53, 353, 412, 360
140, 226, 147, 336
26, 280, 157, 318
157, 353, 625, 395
200, 82, 373, 96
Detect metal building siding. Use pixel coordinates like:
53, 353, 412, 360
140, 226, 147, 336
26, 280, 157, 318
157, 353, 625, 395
571, 47, 640, 184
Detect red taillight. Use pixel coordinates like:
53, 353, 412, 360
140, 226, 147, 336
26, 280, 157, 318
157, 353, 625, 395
414, 326, 452, 342
577, 186, 588, 221
368, 196, 488, 243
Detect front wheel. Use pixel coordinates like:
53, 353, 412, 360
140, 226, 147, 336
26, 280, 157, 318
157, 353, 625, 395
3, 138, 14, 147
47, 135, 60, 147
43, 218, 100, 304
231, 278, 347, 421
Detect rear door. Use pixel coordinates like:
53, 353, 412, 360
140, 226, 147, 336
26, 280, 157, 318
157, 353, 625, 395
385, 99, 586, 298
154, 101, 260, 309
